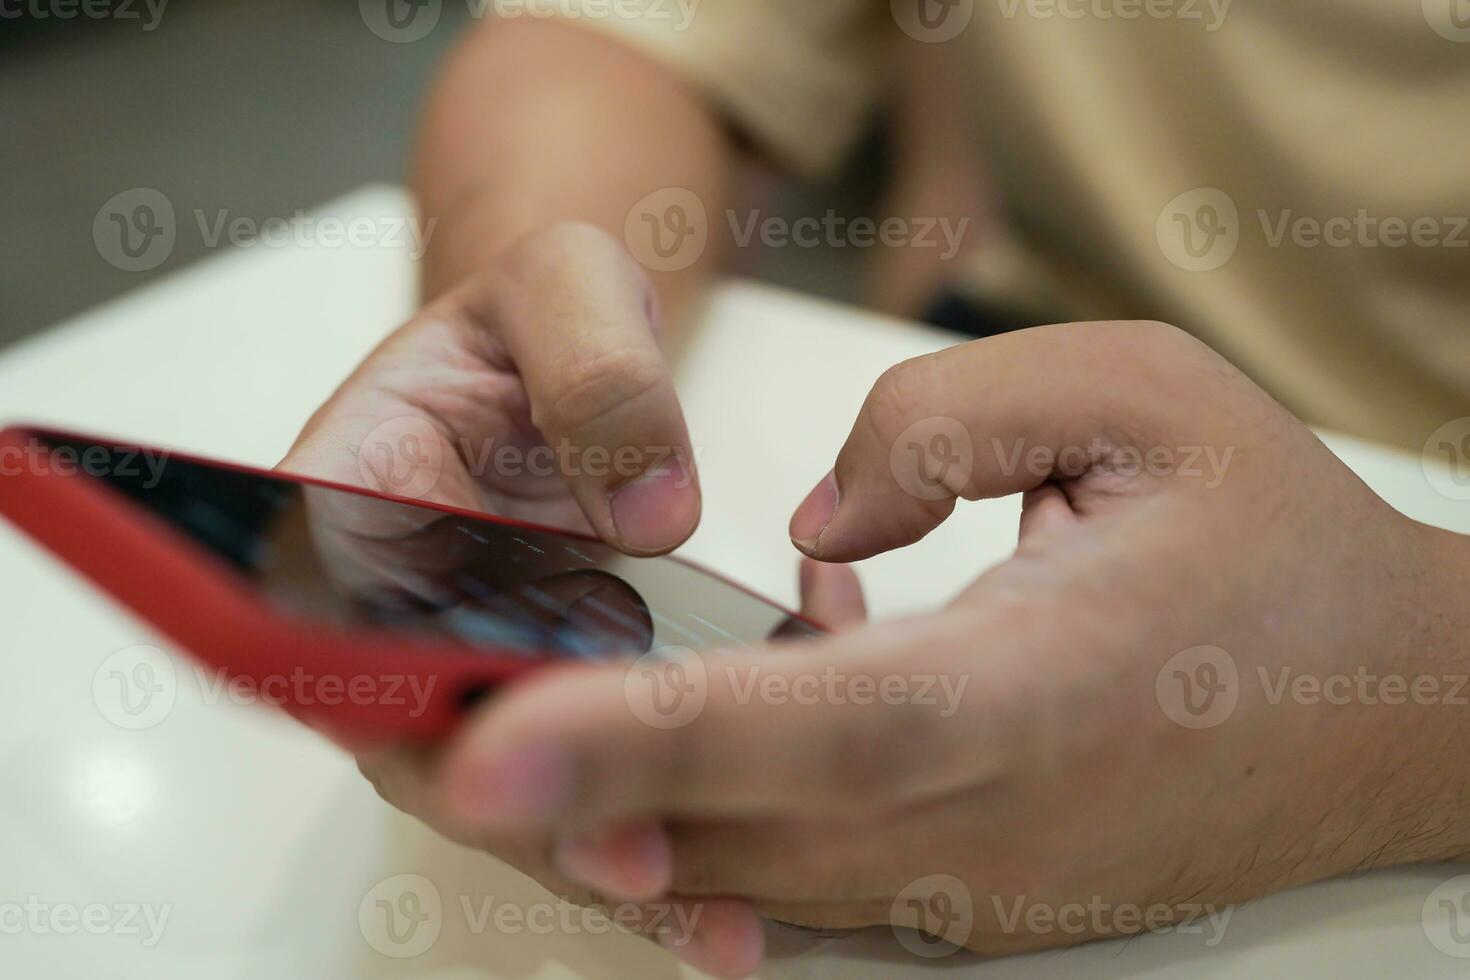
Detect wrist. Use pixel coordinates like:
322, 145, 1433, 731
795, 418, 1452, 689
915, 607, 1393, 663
1377, 521, 1470, 865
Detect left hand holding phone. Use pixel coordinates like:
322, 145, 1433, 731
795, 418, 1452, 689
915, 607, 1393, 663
279, 222, 865, 980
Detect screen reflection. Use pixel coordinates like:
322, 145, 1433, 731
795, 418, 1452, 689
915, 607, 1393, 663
43, 435, 819, 659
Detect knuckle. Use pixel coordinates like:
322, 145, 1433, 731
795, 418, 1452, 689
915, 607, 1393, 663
1111, 319, 1198, 358
535, 349, 666, 444
863, 358, 934, 448
1107, 319, 1226, 402
1117, 318, 1180, 339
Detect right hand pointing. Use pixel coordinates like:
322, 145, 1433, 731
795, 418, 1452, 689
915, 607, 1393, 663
279, 221, 700, 555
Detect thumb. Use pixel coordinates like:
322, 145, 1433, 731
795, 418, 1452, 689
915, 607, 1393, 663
789, 321, 1228, 562
485, 222, 701, 555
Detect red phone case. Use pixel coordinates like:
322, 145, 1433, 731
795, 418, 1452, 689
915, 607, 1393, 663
0, 425, 810, 743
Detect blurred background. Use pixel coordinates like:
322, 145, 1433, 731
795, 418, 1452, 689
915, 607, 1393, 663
3, 1, 468, 346
2, 0, 878, 350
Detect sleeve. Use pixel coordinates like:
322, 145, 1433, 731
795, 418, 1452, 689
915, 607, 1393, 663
526, 0, 887, 176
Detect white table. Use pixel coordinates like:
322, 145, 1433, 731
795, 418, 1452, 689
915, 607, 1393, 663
1, 186, 1466, 979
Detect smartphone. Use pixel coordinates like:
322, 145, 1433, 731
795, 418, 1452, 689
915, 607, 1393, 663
0, 426, 820, 741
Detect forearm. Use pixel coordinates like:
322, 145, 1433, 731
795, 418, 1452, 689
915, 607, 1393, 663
412, 18, 731, 328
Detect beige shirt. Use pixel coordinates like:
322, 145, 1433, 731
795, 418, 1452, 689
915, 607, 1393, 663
553, 0, 1469, 450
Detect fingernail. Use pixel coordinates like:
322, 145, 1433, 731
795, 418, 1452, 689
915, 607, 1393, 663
553, 822, 672, 902
789, 471, 838, 553
446, 742, 571, 832
609, 454, 698, 553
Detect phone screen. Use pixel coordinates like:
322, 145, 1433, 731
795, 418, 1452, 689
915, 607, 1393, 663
40, 434, 819, 659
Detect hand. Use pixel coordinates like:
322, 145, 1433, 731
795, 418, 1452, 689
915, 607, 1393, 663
282, 221, 699, 554
350, 556, 865, 979
419, 320, 1470, 971
278, 221, 867, 977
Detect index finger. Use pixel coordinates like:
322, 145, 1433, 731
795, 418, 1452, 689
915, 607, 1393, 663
789, 320, 1254, 563
477, 223, 701, 555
